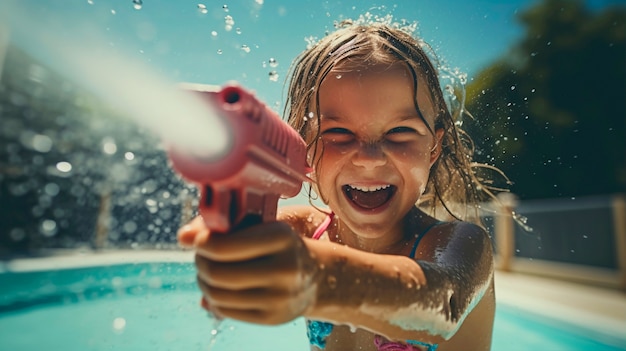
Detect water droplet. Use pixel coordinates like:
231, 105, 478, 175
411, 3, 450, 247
29, 134, 53, 153
335, 74, 342, 79
124, 152, 135, 160
224, 15, 234, 31
56, 161, 72, 173
111, 9, 116, 15
268, 57, 278, 67
217, 49, 223, 55
87, 0, 94, 4
112, 317, 127, 332
132, 0, 142, 10
222, 4, 229, 12
512, 212, 533, 232
102, 138, 117, 155
123, 221, 138, 234
241, 44, 250, 53
510, 85, 516, 90
197, 4, 208, 14
582, 235, 588, 239
235, 27, 242, 34
458, 72, 467, 85
44, 183, 60, 196
40, 219, 58, 237
268, 71, 278, 82
211, 31, 218, 37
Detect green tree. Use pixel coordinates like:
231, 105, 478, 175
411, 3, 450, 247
465, 0, 626, 199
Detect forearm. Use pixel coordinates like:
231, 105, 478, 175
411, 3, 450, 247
303, 239, 492, 342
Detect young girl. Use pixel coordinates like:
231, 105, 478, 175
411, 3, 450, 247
178, 20, 496, 351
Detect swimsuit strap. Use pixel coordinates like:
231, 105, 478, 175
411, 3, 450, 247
312, 211, 335, 240
308, 213, 442, 351
409, 221, 444, 258
375, 335, 439, 351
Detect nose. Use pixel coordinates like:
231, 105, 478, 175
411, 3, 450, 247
351, 141, 387, 169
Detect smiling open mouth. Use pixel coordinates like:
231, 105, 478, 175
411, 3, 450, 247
342, 184, 397, 210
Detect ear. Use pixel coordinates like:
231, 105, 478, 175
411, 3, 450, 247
429, 128, 444, 167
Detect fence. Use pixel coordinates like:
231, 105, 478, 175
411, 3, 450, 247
490, 193, 626, 291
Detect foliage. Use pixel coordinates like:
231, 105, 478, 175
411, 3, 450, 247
465, 0, 626, 199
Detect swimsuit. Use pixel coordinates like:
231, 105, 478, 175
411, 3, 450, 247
307, 212, 440, 351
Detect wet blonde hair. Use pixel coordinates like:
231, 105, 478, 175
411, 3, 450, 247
284, 21, 495, 224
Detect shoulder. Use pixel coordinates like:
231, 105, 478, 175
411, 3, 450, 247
277, 205, 331, 238
430, 220, 489, 240
447, 220, 489, 238
416, 220, 493, 261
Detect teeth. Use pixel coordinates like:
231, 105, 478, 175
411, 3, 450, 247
348, 184, 391, 192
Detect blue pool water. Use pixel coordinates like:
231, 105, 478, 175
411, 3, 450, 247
1, 261, 624, 351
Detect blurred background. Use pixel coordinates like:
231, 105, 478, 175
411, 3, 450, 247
0, 0, 624, 290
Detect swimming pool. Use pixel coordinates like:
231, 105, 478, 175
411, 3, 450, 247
1, 254, 624, 351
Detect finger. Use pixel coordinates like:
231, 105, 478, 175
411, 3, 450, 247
195, 254, 295, 290
212, 305, 292, 325
177, 216, 208, 247
195, 221, 299, 262
197, 282, 283, 325
197, 280, 289, 311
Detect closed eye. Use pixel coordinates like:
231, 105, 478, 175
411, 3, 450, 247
385, 126, 423, 143
322, 127, 352, 135
387, 126, 418, 134
321, 127, 354, 144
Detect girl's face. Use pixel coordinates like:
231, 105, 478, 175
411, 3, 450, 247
314, 64, 442, 240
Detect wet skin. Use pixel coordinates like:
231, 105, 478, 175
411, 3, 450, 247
178, 64, 495, 350
313, 64, 442, 252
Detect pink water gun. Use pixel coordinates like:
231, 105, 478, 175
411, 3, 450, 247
167, 83, 309, 233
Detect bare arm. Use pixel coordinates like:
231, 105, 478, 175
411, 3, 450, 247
179, 206, 493, 344
303, 221, 494, 343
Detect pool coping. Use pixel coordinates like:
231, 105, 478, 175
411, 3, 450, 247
494, 270, 626, 348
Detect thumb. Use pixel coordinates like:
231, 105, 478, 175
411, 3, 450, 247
177, 216, 209, 248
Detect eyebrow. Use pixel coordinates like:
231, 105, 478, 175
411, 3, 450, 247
320, 114, 423, 123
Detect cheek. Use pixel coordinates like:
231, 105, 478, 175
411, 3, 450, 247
410, 167, 430, 195
316, 142, 352, 171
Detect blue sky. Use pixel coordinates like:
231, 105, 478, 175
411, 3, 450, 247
3, 0, 623, 106
2, 0, 533, 103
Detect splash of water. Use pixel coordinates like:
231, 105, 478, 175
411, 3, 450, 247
2, 2, 230, 159
207, 316, 223, 350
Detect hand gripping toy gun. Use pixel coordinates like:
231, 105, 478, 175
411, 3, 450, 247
167, 83, 309, 233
